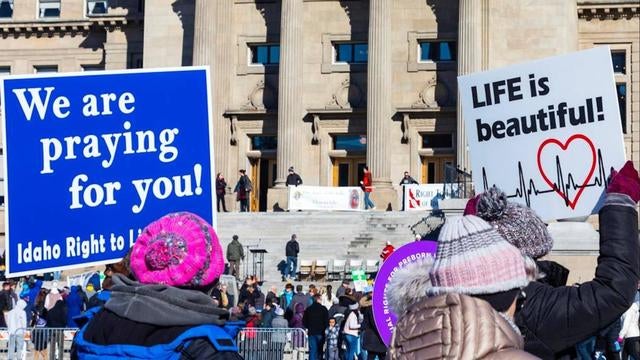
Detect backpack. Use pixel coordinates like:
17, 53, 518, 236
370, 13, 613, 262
72, 309, 244, 360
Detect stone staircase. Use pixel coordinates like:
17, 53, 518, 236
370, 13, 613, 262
216, 211, 427, 283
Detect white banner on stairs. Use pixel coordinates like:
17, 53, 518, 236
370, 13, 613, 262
288, 185, 363, 211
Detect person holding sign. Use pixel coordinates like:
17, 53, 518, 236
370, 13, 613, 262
388, 215, 537, 359
465, 161, 640, 358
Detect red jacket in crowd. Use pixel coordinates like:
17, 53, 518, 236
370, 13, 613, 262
363, 172, 373, 193
380, 244, 395, 261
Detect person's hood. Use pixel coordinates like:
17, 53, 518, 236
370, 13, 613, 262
386, 256, 434, 316
294, 302, 305, 314
105, 274, 227, 327
390, 293, 536, 359
14, 299, 26, 311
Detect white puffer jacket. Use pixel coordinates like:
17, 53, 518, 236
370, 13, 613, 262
6, 299, 27, 335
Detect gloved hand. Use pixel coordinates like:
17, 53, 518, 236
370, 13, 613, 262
607, 161, 640, 203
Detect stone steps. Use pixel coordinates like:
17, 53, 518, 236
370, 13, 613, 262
217, 211, 426, 282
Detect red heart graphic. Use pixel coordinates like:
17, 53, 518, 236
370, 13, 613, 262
536, 134, 596, 209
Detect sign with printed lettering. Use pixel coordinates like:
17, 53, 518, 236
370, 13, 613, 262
1, 67, 215, 276
459, 46, 626, 220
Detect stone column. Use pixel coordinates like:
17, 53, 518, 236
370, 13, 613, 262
367, 0, 395, 207
193, 0, 233, 188
274, 0, 304, 186
104, 28, 128, 70
456, 0, 485, 172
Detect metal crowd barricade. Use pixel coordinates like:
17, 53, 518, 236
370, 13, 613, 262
236, 328, 308, 360
0, 327, 78, 360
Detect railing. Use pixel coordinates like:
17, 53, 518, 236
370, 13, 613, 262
236, 327, 308, 360
444, 164, 474, 199
0, 327, 77, 360
1, 326, 308, 359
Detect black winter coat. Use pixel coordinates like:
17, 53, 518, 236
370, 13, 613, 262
303, 302, 329, 336
285, 240, 299, 257
361, 305, 386, 353
515, 204, 640, 359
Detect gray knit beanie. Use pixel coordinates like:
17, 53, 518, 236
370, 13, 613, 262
476, 187, 553, 259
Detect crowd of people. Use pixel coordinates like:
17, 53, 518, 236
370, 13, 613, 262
221, 276, 386, 360
0, 274, 106, 359
0, 161, 637, 360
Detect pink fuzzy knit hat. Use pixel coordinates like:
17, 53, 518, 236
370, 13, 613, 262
428, 215, 528, 297
130, 212, 224, 288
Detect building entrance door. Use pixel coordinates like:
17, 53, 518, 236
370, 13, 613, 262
421, 155, 455, 183
332, 158, 366, 187
249, 158, 276, 212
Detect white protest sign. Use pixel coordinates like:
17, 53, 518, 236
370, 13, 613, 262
403, 183, 459, 211
459, 46, 626, 220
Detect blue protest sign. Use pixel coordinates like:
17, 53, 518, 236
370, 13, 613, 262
1, 67, 215, 276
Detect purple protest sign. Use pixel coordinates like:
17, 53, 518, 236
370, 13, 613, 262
372, 240, 437, 346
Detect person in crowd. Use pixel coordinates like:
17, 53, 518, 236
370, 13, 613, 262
6, 299, 26, 360
388, 215, 537, 359
234, 169, 252, 212
289, 302, 305, 329
286, 166, 303, 187
325, 317, 340, 360
342, 302, 362, 360
244, 306, 261, 329
291, 284, 309, 311
219, 283, 231, 309
303, 293, 329, 360
31, 289, 48, 360
239, 285, 260, 308
47, 299, 68, 360
226, 235, 244, 281
272, 306, 288, 328
336, 280, 350, 298
399, 171, 418, 186
280, 283, 295, 310
464, 160, 640, 358
360, 292, 386, 360
619, 285, 640, 360
70, 212, 243, 359
85, 283, 96, 300
0, 281, 13, 327
266, 285, 278, 305
271, 306, 289, 354
260, 299, 275, 328
360, 165, 375, 210
321, 284, 337, 310
44, 287, 63, 310
380, 241, 395, 262
216, 173, 229, 212
284, 234, 300, 281
23, 277, 43, 325
65, 285, 86, 328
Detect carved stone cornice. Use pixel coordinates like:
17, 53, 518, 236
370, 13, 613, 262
0, 17, 143, 38
577, 3, 639, 20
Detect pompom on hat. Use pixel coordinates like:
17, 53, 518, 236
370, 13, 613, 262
466, 186, 553, 259
428, 215, 529, 297
130, 212, 224, 288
